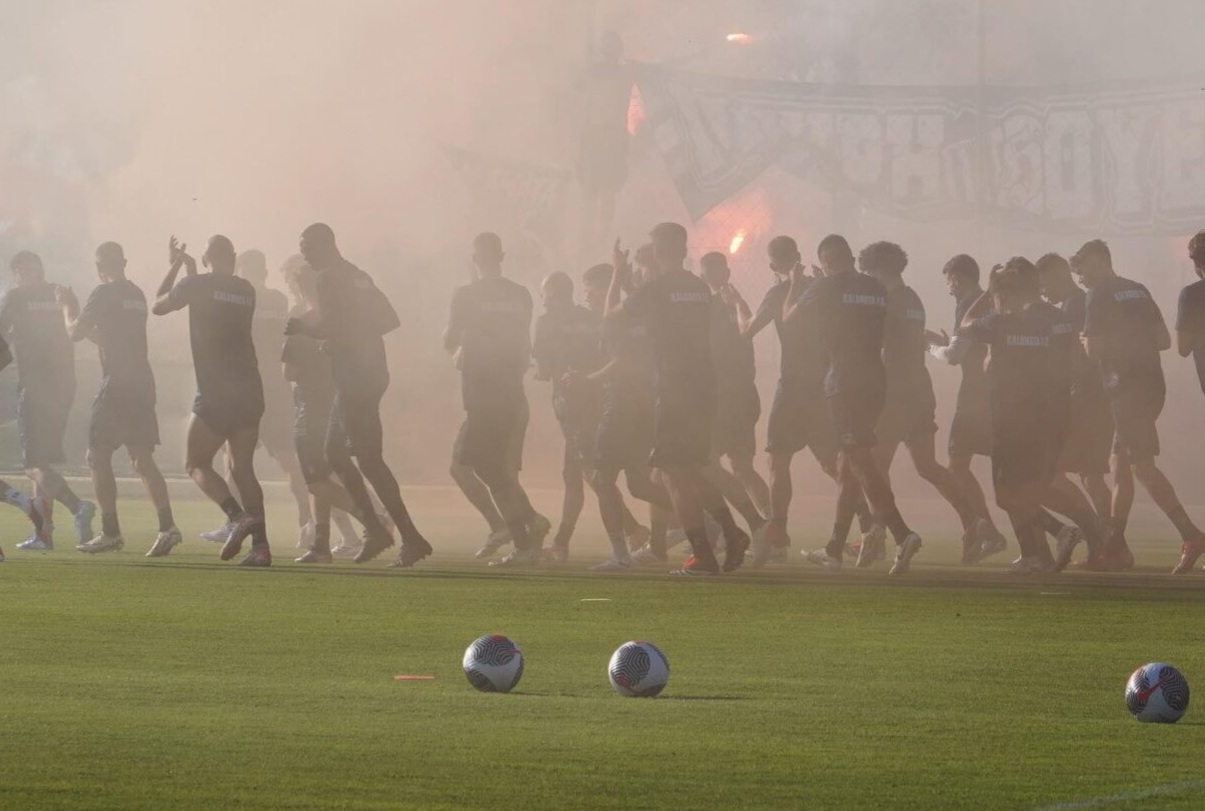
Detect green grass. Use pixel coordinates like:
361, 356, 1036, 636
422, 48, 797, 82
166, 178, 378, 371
2, 493, 1205, 811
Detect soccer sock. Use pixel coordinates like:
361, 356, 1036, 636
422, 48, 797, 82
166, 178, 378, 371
101, 512, 120, 537
855, 499, 874, 535
1167, 505, 1201, 543
157, 508, 175, 533
552, 523, 574, 549
250, 523, 270, 549
707, 505, 748, 544
219, 497, 243, 521
607, 532, 631, 564
684, 526, 718, 568
882, 509, 912, 546
1036, 510, 1067, 538
825, 534, 846, 559
313, 522, 331, 553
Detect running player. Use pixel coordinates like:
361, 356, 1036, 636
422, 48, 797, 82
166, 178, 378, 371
198, 250, 314, 549
291, 222, 431, 567
152, 235, 270, 566
742, 236, 876, 566
0, 331, 49, 549
1071, 239, 1205, 574
788, 234, 923, 575
446, 232, 543, 567
925, 254, 1007, 563
1036, 252, 1115, 566
57, 242, 181, 556
697, 252, 770, 541
531, 268, 647, 564
1177, 230, 1205, 399
0, 250, 95, 551
280, 256, 375, 563
607, 223, 750, 576
960, 259, 1074, 573
859, 241, 992, 568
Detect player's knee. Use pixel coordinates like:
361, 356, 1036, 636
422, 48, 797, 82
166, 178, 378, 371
914, 459, 943, 483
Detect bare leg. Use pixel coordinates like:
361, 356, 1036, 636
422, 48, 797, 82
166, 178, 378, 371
450, 462, 505, 533
908, 434, 979, 533
727, 451, 770, 519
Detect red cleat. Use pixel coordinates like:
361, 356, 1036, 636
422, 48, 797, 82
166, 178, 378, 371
1172, 539, 1205, 575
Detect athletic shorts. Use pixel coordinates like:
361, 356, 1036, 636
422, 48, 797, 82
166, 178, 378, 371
876, 387, 938, 449
1057, 396, 1114, 475
948, 407, 992, 459
712, 384, 760, 460
453, 402, 528, 472
1110, 383, 1164, 463
827, 384, 885, 451
328, 386, 385, 459
194, 395, 264, 439
991, 426, 1060, 492
18, 386, 74, 469
559, 412, 599, 471
595, 395, 654, 472
258, 394, 297, 460
764, 377, 837, 461
649, 393, 714, 469
89, 385, 159, 452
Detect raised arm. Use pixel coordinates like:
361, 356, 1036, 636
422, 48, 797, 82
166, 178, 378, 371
959, 290, 994, 331
152, 236, 191, 316
782, 264, 811, 323
604, 238, 632, 318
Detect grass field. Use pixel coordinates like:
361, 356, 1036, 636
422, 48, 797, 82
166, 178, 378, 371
2, 488, 1205, 811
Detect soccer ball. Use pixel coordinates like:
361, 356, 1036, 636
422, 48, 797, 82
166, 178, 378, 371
1125, 663, 1190, 723
463, 634, 524, 693
608, 641, 669, 697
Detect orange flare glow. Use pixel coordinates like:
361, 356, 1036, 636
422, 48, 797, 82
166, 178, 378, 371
726, 32, 752, 45
729, 230, 747, 254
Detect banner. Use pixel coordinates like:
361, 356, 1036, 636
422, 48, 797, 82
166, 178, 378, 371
637, 67, 1205, 234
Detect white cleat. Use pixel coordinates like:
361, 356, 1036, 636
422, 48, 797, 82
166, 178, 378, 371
474, 527, 512, 560
631, 545, 668, 565
974, 519, 1008, 562
488, 547, 540, 568
888, 533, 923, 575
1008, 555, 1057, 575
296, 522, 316, 550
200, 522, 235, 543
77, 534, 124, 554
589, 558, 632, 572
803, 548, 843, 573
17, 534, 53, 551
857, 526, 887, 569
146, 527, 183, 558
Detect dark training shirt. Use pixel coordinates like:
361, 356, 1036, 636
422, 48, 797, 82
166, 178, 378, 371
796, 271, 888, 398
1082, 275, 1165, 398
0, 281, 75, 394
448, 276, 533, 410
882, 284, 934, 408
251, 285, 292, 404
757, 277, 826, 390
532, 303, 604, 419
281, 313, 335, 438
622, 269, 716, 407
168, 273, 263, 409
314, 260, 392, 394
1176, 278, 1205, 396
76, 279, 155, 398
951, 286, 990, 419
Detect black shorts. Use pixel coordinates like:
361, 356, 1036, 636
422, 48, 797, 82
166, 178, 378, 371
827, 384, 885, 451
595, 395, 654, 472
1110, 384, 1164, 463
992, 426, 1060, 492
328, 387, 386, 459
559, 412, 599, 471
194, 396, 264, 439
649, 393, 714, 469
294, 428, 332, 485
18, 386, 74, 469
1058, 396, 1114, 475
948, 407, 992, 459
712, 384, 760, 460
454, 403, 528, 472
765, 377, 837, 461
876, 392, 938, 449
90, 385, 159, 452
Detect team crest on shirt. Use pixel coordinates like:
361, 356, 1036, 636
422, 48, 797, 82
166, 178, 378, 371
1006, 334, 1048, 347
213, 291, 253, 307
669, 292, 709, 303
906, 308, 925, 321
1114, 289, 1148, 302
843, 293, 886, 307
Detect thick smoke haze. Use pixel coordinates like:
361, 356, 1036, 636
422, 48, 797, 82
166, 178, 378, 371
2, 0, 1204, 510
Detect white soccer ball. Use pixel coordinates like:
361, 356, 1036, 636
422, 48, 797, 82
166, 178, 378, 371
608, 641, 669, 697
1125, 662, 1190, 723
463, 634, 524, 693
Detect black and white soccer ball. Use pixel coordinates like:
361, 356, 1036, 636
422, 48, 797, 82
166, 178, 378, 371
463, 634, 524, 693
608, 641, 669, 697
1125, 663, 1190, 723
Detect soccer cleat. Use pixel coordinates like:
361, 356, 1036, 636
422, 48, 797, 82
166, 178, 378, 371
16, 534, 52, 551
762, 546, 789, 565
200, 522, 234, 543
975, 520, 1008, 562
670, 555, 719, 577
540, 544, 568, 564
625, 523, 651, 552
529, 513, 553, 545
474, 527, 512, 560
77, 534, 124, 554
631, 544, 668, 565
220, 513, 265, 562
1053, 525, 1083, 572
354, 524, 396, 564
391, 536, 433, 568
1008, 555, 1056, 575
803, 548, 843, 573
589, 558, 632, 572
145, 527, 184, 558
488, 547, 540, 568
73, 501, 97, 546
296, 522, 316, 550
238, 546, 272, 567
856, 528, 887, 569
1172, 539, 1205, 575
295, 547, 333, 564
748, 523, 773, 568
722, 530, 750, 572
888, 533, 923, 576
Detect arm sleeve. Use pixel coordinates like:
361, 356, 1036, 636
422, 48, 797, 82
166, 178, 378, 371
76, 287, 106, 332
961, 315, 996, 345
929, 332, 973, 365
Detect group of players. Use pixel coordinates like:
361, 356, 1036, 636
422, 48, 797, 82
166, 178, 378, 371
2, 220, 1205, 575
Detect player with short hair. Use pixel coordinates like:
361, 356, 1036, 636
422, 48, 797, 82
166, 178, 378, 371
0, 250, 95, 551
607, 223, 750, 576
152, 235, 270, 565
291, 222, 431, 567
1175, 230, 1205, 397
1071, 239, 1205, 574
787, 234, 923, 575
858, 241, 992, 567
446, 232, 544, 568
57, 242, 181, 556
